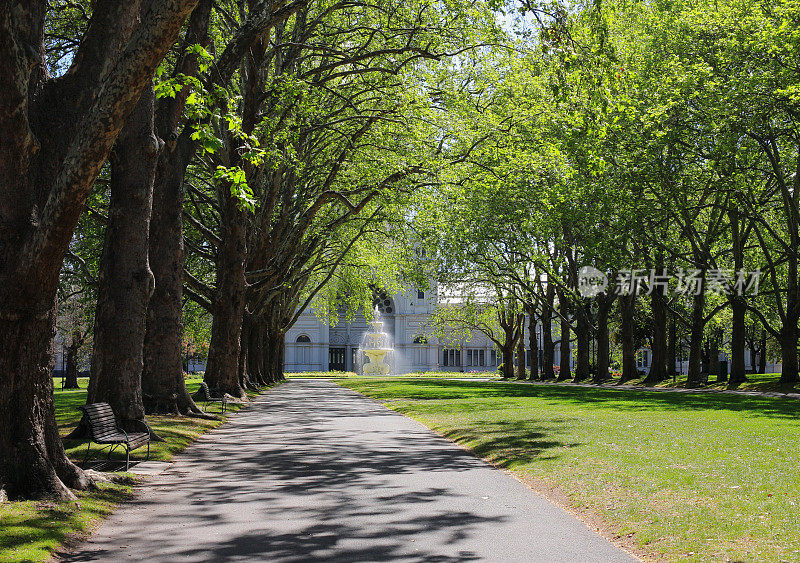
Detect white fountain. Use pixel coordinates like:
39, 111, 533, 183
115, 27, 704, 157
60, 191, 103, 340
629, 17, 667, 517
359, 307, 393, 375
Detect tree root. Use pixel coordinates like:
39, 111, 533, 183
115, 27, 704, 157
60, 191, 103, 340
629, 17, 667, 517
184, 411, 220, 420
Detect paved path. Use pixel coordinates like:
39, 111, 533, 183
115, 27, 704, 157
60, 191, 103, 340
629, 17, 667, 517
63, 380, 636, 562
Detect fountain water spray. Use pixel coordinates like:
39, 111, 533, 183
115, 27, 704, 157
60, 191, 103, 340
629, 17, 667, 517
359, 306, 393, 375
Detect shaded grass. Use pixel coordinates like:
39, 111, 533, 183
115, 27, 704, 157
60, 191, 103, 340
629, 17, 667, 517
0, 480, 135, 563
1, 376, 270, 562
647, 371, 793, 393
539, 371, 794, 394
340, 378, 800, 562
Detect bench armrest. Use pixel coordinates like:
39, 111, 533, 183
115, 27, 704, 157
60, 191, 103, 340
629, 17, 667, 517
122, 418, 153, 437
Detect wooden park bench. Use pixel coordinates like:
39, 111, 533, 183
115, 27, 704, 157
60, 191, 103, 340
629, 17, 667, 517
193, 381, 227, 413
77, 403, 151, 470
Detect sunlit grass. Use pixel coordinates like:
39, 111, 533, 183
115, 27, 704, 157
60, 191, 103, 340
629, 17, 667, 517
285, 370, 501, 378
339, 378, 800, 562
285, 371, 356, 378
0, 480, 135, 562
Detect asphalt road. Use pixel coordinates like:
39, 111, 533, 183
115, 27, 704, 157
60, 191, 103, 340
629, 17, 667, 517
62, 379, 637, 562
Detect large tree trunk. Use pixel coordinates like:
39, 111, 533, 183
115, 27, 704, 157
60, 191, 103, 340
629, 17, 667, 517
749, 338, 759, 374
501, 342, 515, 379
779, 255, 800, 389
142, 142, 202, 413
204, 191, 248, 398
0, 0, 200, 501
728, 208, 747, 388
643, 290, 668, 385
686, 289, 706, 387
262, 321, 286, 384
86, 81, 158, 427
246, 319, 267, 387
711, 329, 723, 383
516, 316, 526, 380
593, 293, 614, 383
0, 304, 92, 500
238, 314, 252, 389
573, 300, 590, 382
541, 286, 555, 380
557, 309, 571, 381
528, 308, 539, 381
758, 329, 767, 374
778, 324, 799, 390
142, 0, 212, 415
667, 316, 677, 379
619, 294, 637, 383
64, 331, 82, 389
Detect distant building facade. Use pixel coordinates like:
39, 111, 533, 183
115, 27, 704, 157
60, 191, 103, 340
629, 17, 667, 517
283, 285, 573, 373
284, 285, 784, 376
284, 287, 446, 373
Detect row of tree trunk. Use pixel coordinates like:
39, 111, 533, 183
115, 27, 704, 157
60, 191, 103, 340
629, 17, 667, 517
515, 281, 775, 388
0, 0, 305, 501
86, 0, 301, 426
0, 0, 202, 501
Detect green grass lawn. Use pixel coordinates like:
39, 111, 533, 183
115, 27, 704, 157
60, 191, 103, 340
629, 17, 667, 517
286, 368, 790, 392
285, 370, 500, 379
285, 371, 356, 378
339, 378, 800, 562
0, 376, 267, 562
647, 372, 793, 393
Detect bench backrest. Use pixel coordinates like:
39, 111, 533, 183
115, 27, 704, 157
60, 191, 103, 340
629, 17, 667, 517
80, 403, 121, 440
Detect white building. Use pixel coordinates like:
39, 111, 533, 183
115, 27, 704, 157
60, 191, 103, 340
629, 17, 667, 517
284, 286, 510, 373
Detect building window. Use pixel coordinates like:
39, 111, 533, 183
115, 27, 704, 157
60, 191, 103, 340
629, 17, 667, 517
443, 349, 449, 367
465, 349, 485, 367
417, 290, 425, 299
490, 349, 497, 366
372, 289, 394, 315
526, 350, 532, 367
296, 334, 311, 343
413, 336, 427, 344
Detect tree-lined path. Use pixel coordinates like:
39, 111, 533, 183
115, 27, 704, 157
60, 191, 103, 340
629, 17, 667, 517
62, 380, 635, 562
